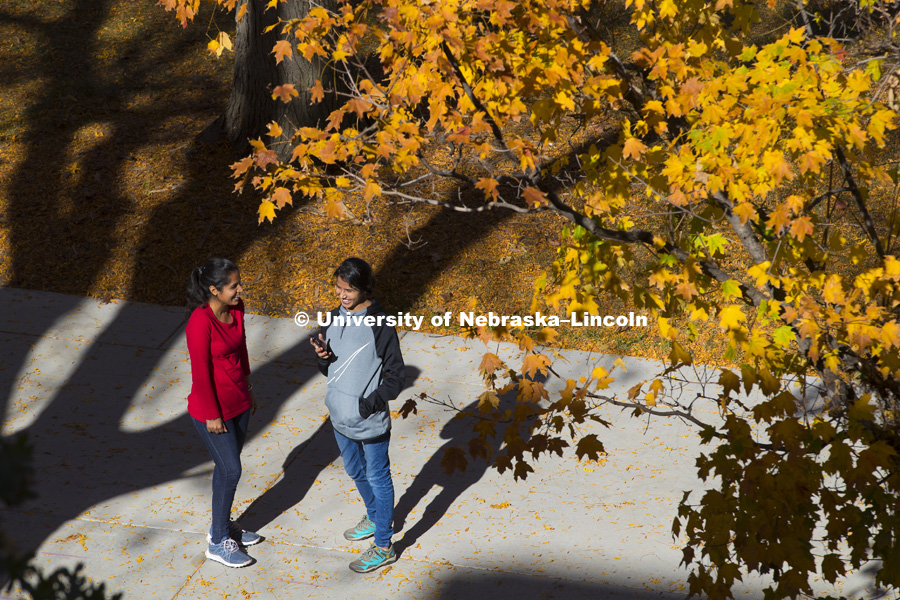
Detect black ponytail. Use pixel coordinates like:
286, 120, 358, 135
186, 257, 239, 310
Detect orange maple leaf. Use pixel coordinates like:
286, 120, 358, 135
347, 98, 370, 118
479, 352, 504, 374
789, 216, 814, 242
231, 156, 254, 177
272, 187, 292, 209
255, 149, 278, 170
310, 81, 325, 103
522, 353, 551, 378
522, 186, 548, 207
273, 40, 293, 64
766, 205, 791, 235
272, 84, 299, 103
476, 178, 500, 200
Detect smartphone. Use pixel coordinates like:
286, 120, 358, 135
311, 336, 328, 351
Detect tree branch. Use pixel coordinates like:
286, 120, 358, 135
835, 146, 886, 258
440, 42, 528, 176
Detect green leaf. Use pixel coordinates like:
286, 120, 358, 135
721, 279, 742, 299
705, 233, 728, 256
865, 58, 882, 81
773, 326, 796, 348
660, 253, 679, 267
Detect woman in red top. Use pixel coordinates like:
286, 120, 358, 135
185, 257, 262, 568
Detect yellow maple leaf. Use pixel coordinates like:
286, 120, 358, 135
876, 321, 896, 347
258, 200, 276, 224
719, 305, 745, 330
622, 137, 647, 160
555, 90, 575, 111
324, 198, 345, 219
787, 27, 805, 45
658, 316, 677, 340
658, 0, 678, 18
267, 122, 283, 138
846, 70, 870, 93
363, 180, 381, 202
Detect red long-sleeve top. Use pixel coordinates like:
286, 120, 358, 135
185, 298, 252, 422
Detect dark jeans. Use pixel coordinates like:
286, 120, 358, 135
192, 410, 250, 544
334, 429, 394, 548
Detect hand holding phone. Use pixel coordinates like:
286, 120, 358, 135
311, 335, 330, 357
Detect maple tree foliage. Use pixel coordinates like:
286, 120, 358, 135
160, 0, 900, 597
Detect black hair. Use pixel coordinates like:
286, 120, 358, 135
333, 257, 375, 295
186, 257, 239, 309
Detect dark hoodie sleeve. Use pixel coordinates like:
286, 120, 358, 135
359, 322, 405, 419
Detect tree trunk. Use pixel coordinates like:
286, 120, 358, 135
201, 0, 338, 160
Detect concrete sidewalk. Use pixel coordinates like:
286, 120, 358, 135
0, 287, 856, 600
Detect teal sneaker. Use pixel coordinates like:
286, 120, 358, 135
343, 515, 376, 541
349, 544, 397, 573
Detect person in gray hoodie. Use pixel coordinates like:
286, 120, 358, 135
311, 257, 405, 573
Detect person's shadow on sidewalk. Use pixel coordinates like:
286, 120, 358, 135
393, 378, 540, 555
237, 418, 337, 534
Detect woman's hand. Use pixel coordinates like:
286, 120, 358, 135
250, 390, 258, 415
206, 417, 227, 434
311, 334, 331, 359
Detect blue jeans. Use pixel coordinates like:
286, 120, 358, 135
334, 429, 394, 548
192, 410, 250, 544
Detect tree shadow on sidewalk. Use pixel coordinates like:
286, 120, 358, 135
434, 569, 685, 600
393, 380, 539, 555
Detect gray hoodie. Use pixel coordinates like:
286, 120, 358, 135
316, 300, 405, 441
